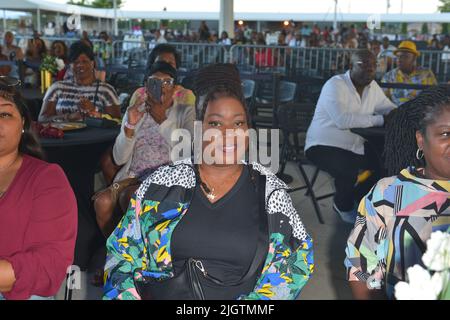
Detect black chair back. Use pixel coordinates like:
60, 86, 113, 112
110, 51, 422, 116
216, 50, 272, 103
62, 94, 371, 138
277, 101, 329, 224
277, 102, 316, 133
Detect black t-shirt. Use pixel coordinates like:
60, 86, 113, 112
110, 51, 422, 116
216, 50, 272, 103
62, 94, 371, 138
171, 166, 262, 300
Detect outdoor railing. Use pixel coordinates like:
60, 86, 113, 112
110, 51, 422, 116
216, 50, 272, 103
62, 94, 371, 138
9, 36, 450, 82
229, 45, 359, 77
229, 45, 450, 81
168, 42, 229, 70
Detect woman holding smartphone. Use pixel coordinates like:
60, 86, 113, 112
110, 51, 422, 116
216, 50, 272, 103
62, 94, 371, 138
93, 61, 195, 240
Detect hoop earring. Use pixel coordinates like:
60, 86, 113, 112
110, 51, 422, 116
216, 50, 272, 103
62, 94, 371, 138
416, 148, 424, 160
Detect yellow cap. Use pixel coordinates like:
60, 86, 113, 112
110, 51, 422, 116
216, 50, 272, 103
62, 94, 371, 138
394, 40, 420, 57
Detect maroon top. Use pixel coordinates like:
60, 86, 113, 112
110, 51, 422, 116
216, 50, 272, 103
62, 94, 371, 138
0, 155, 77, 300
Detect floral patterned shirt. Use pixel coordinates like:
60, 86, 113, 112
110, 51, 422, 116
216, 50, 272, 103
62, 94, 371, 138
345, 167, 450, 299
381, 67, 438, 106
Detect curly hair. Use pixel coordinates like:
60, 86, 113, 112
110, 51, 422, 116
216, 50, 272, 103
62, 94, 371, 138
146, 44, 181, 70
68, 40, 95, 63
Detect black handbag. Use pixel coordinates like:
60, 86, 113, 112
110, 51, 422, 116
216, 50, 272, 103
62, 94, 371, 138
135, 258, 206, 300
134, 172, 268, 300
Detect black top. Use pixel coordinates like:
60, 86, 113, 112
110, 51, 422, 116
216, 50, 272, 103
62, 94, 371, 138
171, 166, 262, 300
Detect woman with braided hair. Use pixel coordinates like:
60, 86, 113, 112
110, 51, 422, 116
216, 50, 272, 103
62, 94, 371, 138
103, 63, 313, 300
345, 85, 450, 299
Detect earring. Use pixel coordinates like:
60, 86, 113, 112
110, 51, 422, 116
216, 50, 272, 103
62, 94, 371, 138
22, 129, 25, 134
416, 148, 424, 160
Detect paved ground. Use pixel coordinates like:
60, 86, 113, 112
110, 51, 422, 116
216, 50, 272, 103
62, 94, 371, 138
56, 161, 354, 300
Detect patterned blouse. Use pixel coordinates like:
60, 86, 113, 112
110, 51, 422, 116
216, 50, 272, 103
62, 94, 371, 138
381, 67, 438, 106
43, 80, 120, 115
345, 167, 450, 299
126, 86, 195, 178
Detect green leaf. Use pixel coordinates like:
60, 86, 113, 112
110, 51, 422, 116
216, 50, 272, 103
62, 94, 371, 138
439, 0, 450, 12
439, 283, 450, 300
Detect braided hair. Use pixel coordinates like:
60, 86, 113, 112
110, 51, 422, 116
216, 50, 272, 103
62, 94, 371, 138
193, 63, 251, 125
384, 85, 450, 175
193, 63, 257, 186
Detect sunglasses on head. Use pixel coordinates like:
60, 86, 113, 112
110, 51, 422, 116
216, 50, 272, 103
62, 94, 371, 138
0, 76, 21, 89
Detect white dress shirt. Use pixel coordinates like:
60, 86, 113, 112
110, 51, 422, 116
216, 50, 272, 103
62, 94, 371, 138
305, 71, 396, 155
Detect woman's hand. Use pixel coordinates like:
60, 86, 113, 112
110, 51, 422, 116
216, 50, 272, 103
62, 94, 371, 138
127, 93, 147, 125
0, 260, 16, 293
67, 111, 83, 122
146, 86, 175, 124
79, 97, 96, 116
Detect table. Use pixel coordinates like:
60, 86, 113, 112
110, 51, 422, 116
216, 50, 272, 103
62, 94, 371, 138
351, 126, 386, 138
40, 126, 120, 270
351, 126, 387, 177
40, 125, 120, 147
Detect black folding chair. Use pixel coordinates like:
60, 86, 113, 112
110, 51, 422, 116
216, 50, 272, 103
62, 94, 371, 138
277, 102, 335, 224
252, 77, 297, 128
242, 79, 256, 111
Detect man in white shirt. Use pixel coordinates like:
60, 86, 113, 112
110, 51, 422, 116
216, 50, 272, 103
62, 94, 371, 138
380, 37, 397, 58
305, 50, 396, 223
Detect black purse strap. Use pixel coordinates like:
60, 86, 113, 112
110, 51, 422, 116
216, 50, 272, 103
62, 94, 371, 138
198, 169, 268, 286
93, 79, 100, 109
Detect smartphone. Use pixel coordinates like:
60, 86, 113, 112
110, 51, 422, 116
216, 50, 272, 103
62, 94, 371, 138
146, 77, 163, 104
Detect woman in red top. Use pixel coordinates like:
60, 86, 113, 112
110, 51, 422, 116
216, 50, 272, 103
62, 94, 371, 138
50, 40, 69, 81
0, 76, 77, 300
254, 33, 274, 68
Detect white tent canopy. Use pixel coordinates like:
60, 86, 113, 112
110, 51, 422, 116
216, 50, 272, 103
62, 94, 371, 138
2, 10, 29, 19
1, 0, 450, 23
0, 0, 113, 18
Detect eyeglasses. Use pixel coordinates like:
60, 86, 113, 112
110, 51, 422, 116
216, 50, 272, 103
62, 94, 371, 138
355, 60, 376, 70
148, 76, 175, 88
0, 76, 21, 88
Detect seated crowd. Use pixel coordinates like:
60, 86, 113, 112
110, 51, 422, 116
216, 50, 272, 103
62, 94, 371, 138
0, 33, 448, 300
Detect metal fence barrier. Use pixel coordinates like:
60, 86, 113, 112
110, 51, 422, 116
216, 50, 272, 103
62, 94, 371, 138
9, 36, 450, 82
105, 41, 230, 70
229, 45, 359, 77
229, 44, 450, 81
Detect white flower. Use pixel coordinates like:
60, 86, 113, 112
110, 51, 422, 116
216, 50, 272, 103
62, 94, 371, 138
394, 265, 443, 300
422, 231, 450, 272
55, 58, 65, 71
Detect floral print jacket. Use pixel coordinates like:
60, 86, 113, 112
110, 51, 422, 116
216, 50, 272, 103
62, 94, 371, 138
103, 159, 314, 300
